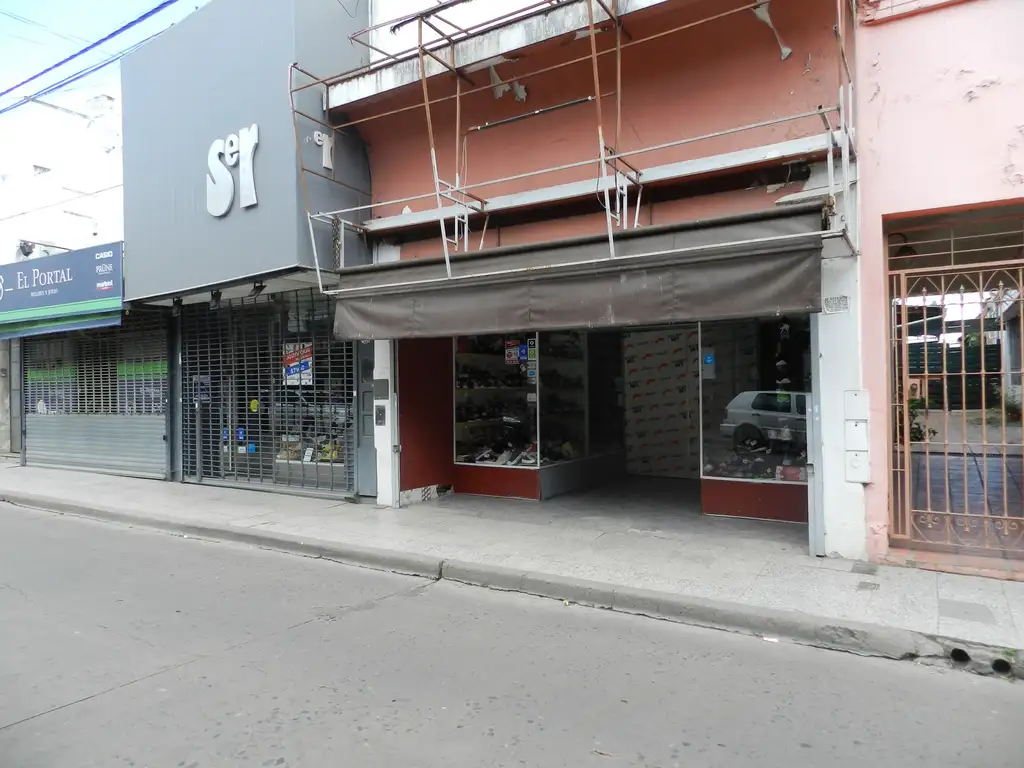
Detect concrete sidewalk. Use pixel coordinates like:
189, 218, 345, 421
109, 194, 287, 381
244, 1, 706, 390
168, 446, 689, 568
1, 464, 1022, 670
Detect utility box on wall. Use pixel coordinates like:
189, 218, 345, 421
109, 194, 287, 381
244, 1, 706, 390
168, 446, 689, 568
844, 389, 870, 484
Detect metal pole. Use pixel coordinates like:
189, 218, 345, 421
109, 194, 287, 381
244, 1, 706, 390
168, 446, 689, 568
697, 320, 704, 483
614, 0, 622, 150
586, 0, 616, 259
289, 64, 328, 295
418, 19, 454, 279
839, 86, 851, 233
614, 0, 626, 228
454, 60, 464, 251
899, 274, 912, 540
195, 400, 203, 483
819, 110, 836, 223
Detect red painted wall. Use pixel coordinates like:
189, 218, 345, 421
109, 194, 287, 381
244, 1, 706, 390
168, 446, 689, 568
397, 338, 544, 499
346, 0, 842, 229
701, 478, 808, 523
394, 184, 804, 261
397, 337, 455, 491
453, 465, 541, 500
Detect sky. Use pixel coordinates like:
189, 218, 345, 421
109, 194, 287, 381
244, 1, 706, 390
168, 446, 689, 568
0, 0, 209, 263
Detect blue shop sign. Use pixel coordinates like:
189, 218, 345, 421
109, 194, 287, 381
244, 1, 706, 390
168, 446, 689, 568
0, 242, 124, 340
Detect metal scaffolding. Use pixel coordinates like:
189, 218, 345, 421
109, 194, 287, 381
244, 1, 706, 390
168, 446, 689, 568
290, 0, 856, 296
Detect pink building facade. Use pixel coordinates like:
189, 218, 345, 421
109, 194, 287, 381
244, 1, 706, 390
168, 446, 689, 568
858, 0, 1024, 571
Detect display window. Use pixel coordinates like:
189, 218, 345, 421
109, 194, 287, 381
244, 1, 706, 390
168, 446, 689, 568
453, 331, 593, 468
454, 334, 539, 467
453, 317, 811, 486
699, 317, 810, 484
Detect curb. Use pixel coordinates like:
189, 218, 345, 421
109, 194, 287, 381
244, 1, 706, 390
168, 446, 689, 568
4, 491, 1021, 679
0, 491, 442, 581
441, 560, 1021, 678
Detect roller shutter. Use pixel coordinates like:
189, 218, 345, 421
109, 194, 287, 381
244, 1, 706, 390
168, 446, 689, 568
23, 313, 169, 478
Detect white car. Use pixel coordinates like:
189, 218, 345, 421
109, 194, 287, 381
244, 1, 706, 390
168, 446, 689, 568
720, 390, 808, 448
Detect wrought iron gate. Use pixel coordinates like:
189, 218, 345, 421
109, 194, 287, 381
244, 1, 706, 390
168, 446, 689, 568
180, 289, 357, 495
889, 219, 1024, 556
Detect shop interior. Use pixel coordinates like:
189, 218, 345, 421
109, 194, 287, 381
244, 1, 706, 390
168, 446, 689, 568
434, 316, 812, 523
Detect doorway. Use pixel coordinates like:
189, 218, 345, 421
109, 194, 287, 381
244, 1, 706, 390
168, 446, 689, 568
180, 288, 362, 496
888, 212, 1024, 556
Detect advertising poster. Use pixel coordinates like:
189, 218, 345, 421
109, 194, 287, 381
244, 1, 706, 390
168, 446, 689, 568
283, 342, 313, 386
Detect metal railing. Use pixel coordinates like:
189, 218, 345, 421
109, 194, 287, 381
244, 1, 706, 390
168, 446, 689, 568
289, 0, 856, 297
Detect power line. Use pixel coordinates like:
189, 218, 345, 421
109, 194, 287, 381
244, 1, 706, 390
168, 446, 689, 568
0, 9, 91, 47
0, 29, 163, 119
0, 184, 124, 224
0, 0, 181, 100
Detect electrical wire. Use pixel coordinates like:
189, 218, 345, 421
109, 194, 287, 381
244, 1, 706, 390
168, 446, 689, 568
0, 29, 164, 119
0, 18, 174, 230
0, 184, 124, 224
0, 9, 91, 47
335, 0, 362, 19
0, 0, 181, 100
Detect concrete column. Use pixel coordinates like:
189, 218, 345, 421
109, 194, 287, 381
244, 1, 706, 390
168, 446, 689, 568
372, 338, 399, 507
816, 185, 868, 560
817, 248, 867, 559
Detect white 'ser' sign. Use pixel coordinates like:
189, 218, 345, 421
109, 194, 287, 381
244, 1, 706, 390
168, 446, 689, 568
206, 124, 259, 217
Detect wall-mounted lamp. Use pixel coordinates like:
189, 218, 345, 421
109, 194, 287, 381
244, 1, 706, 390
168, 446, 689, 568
210, 290, 222, 310
248, 282, 266, 299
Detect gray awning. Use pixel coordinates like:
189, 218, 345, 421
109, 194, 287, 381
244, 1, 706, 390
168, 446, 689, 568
334, 206, 826, 339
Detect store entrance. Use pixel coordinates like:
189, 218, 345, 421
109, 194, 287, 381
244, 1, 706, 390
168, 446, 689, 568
181, 289, 363, 497
446, 316, 812, 524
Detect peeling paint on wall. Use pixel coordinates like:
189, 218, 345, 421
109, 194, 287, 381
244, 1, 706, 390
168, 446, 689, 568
964, 77, 1001, 102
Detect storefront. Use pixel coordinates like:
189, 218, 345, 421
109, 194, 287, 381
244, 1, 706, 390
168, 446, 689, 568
0, 243, 171, 478
391, 318, 811, 520
118, 0, 377, 498
335, 206, 826, 524
178, 288, 370, 496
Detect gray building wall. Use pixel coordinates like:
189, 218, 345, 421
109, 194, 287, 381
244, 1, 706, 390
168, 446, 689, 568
292, 0, 373, 277
121, 0, 370, 302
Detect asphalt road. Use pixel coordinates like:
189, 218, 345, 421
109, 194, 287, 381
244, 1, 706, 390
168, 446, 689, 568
0, 504, 1020, 768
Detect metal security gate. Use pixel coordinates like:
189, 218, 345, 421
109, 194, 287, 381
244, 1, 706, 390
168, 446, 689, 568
888, 214, 1024, 556
180, 289, 357, 495
23, 313, 169, 477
